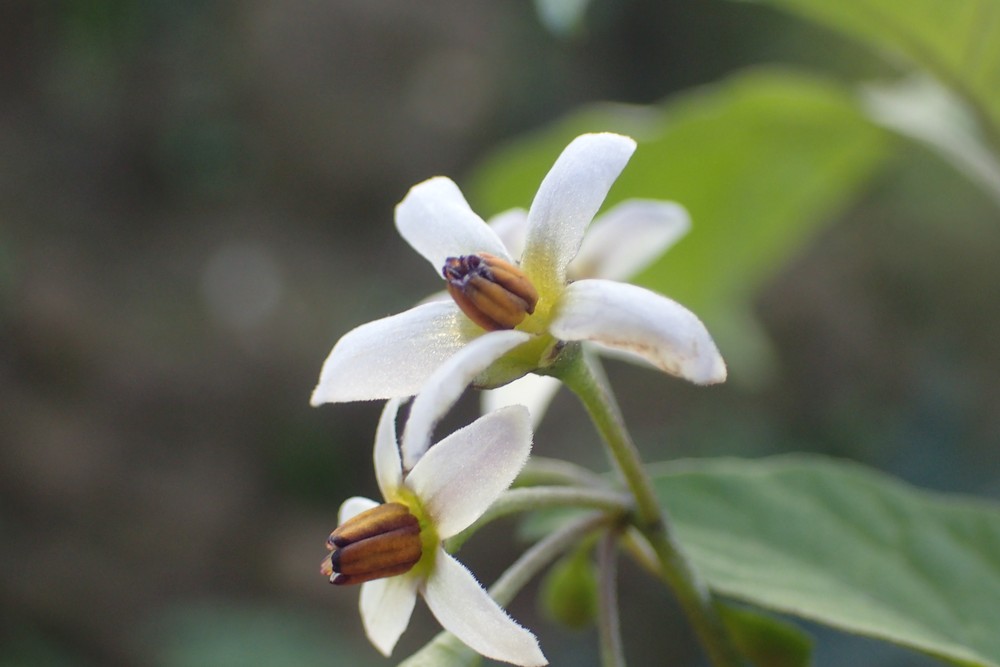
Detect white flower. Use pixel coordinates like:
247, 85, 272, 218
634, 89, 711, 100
482, 198, 692, 424
322, 331, 547, 666
310, 132, 725, 406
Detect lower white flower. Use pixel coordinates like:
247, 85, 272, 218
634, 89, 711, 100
321, 331, 547, 667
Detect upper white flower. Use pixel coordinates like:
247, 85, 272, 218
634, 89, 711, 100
310, 132, 725, 406
323, 330, 546, 666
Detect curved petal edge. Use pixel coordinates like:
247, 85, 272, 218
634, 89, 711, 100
422, 549, 547, 667
310, 301, 474, 405
551, 279, 726, 385
360, 575, 420, 656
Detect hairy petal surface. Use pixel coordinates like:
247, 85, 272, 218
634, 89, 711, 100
396, 176, 513, 270
481, 374, 562, 429
551, 279, 726, 385
310, 301, 479, 404
406, 406, 532, 539
401, 330, 530, 468
571, 200, 690, 282
360, 574, 421, 657
520, 133, 636, 291
423, 548, 547, 667
374, 398, 403, 499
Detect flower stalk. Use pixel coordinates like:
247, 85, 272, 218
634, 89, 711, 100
597, 530, 626, 667
554, 346, 744, 667
445, 485, 631, 552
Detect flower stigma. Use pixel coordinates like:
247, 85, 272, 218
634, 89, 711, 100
322, 502, 423, 586
443, 253, 539, 332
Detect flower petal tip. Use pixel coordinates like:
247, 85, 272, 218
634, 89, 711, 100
514, 640, 548, 667
308, 381, 381, 407
694, 352, 728, 385
308, 385, 331, 407
579, 131, 637, 153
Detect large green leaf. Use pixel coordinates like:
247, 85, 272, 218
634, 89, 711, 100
653, 456, 1000, 667
736, 0, 1000, 146
469, 68, 888, 380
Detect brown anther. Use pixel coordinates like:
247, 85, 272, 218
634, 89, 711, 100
323, 502, 423, 586
442, 253, 539, 331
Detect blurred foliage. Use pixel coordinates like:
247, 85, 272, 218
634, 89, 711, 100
148, 602, 378, 667
4, 0, 1000, 666
738, 0, 1000, 147
534, 0, 594, 36
740, 0, 1000, 210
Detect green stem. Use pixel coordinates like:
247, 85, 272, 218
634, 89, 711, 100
556, 348, 744, 667
518, 456, 611, 488
488, 512, 612, 607
619, 526, 661, 578
445, 485, 630, 552
597, 530, 626, 667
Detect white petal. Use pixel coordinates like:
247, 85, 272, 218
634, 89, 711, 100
487, 208, 529, 259
360, 574, 420, 656
401, 330, 531, 469
310, 301, 480, 404
395, 176, 513, 271
423, 549, 547, 667
338, 496, 380, 524
520, 133, 636, 290
551, 279, 726, 384
374, 398, 403, 500
570, 199, 690, 281
481, 374, 562, 429
406, 406, 532, 538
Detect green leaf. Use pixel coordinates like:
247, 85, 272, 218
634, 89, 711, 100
719, 604, 813, 667
651, 456, 1000, 667
469, 68, 888, 381
735, 0, 1000, 148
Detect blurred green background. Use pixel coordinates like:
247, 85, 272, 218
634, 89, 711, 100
2, 1, 998, 666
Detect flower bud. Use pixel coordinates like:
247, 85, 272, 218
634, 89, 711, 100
322, 502, 422, 586
443, 253, 539, 331
540, 549, 599, 629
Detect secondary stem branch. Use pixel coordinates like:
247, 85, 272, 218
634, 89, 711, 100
597, 530, 626, 667
445, 485, 630, 552
557, 348, 743, 667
